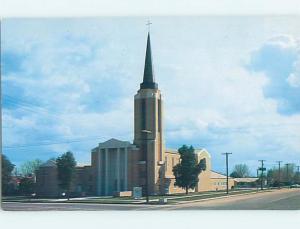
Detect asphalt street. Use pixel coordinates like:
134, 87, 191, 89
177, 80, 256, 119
163, 188, 300, 210
2, 189, 300, 211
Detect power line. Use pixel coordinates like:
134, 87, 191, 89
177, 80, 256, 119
3, 97, 63, 119
4, 94, 43, 108
4, 94, 300, 131
2, 135, 107, 149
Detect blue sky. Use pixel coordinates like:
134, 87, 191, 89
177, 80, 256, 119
2, 16, 300, 174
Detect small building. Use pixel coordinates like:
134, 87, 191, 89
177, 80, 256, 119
35, 160, 60, 197
234, 177, 259, 188
163, 148, 212, 194
210, 171, 235, 191
35, 160, 95, 197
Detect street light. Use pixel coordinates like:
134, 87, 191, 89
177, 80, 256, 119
141, 129, 152, 203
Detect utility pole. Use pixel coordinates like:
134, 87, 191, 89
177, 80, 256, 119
276, 161, 282, 189
222, 152, 232, 194
285, 163, 292, 186
297, 165, 300, 184
259, 160, 266, 190
256, 168, 259, 191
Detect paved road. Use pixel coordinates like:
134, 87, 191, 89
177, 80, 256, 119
163, 188, 300, 210
1, 202, 148, 211
2, 189, 300, 210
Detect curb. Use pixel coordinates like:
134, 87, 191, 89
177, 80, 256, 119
171, 189, 275, 205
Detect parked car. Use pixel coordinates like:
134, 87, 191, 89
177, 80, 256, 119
290, 184, 300, 188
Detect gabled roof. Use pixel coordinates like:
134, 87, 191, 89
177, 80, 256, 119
211, 170, 234, 179
97, 138, 133, 149
195, 148, 211, 158
165, 149, 179, 154
234, 177, 259, 183
165, 148, 211, 158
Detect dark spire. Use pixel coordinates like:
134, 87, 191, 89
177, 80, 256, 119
140, 32, 158, 89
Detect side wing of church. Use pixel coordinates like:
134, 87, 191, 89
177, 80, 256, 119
36, 32, 234, 197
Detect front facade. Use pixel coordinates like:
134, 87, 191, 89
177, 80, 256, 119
91, 139, 138, 196
36, 31, 234, 197
163, 149, 212, 194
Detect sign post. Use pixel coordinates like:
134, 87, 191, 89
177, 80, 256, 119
133, 187, 142, 199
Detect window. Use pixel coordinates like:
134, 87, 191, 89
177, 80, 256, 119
165, 156, 168, 172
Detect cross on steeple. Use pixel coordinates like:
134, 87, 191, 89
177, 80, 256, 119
146, 20, 152, 32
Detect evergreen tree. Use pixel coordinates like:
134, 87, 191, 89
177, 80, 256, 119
18, 177, 35, 195
172, 145, 206, 194
1, 154, 15, 195
56, 151, 76, 200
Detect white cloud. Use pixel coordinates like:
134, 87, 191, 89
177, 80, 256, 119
2, 18, 300, 171
248, 34, 300, 115
287, 57, 300, 87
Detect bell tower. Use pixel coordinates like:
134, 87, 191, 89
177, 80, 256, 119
133, 32, 164, 195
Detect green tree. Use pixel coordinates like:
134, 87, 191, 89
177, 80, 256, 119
283, 164, 296, 185
56, 151, 76, 200
267, 169, 279, 187
1, 154, 15, 195
18, 177, 35, 195
230, 164, 251, 178
172, 145, 206, 194
19, 159, 43, 176
230, 171, 239, 178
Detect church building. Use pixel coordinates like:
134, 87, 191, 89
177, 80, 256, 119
36, 32, 235, 197
90, 32, 215, 196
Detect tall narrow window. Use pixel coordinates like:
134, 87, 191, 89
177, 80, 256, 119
158, 99, 161, 132
165, 156, 168, 172
141, 99, 146, 130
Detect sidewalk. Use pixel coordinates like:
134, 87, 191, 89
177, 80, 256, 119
2, 188, 281, 205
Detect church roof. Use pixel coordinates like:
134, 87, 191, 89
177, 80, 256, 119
165, 148, 211, 158
165, 149, 179, 154
234, 177, 259, 183
140, 32, 158, 90
96, 138, 133, 149
211, 170, 234, 179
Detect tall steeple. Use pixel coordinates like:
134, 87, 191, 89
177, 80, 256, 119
134, 28, 164, 195
140, 33, 158, 89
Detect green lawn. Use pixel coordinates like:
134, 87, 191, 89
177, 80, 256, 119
2, 189, 273, 205
166, 190, 262, 204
